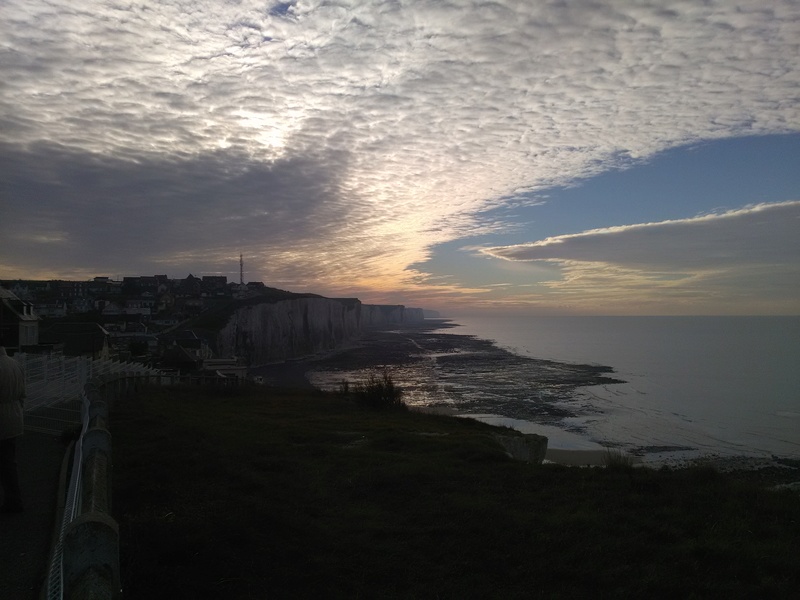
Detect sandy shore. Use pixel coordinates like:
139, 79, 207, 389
247, 323, 800, 480
545, 448, 615, 466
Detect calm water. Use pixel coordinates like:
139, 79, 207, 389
447, 315, 800, 461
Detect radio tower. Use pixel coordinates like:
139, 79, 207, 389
239, 254, 244, 286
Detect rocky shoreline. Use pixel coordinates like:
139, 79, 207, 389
304, 319, 624, 414
250, 320, 800, 484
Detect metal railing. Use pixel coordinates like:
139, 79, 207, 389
11, 352, 244, 599
16, 353, 160, 435
16, 353, 159, 410
46, 375, 140, 600
10, 352, 156, 600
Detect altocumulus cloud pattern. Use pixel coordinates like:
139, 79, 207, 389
1, 1, 798, 310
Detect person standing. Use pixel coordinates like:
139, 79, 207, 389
0, 343, 25, 513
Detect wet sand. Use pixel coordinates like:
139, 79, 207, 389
247, 321, 800, 480
545, 448, 615, 466
300, 320, 624, 415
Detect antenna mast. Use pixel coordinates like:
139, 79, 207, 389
239, 254, 244, 286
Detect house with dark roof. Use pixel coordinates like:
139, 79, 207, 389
201, 276, 228, 296
158, 330, 214, 372
0, 287, 40, 352
160, 344, 203, 373
178, 274, 202, 297
39, 322, 110, 359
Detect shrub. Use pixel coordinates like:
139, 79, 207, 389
349, 368, 406, 410
603, 448, 635, 470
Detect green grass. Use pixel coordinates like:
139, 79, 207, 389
113, 385, 800, 599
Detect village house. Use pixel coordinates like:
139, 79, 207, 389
39, 322, 111, 360
0, 288, 40, 352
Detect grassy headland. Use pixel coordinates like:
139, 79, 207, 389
113, 385, 800, 599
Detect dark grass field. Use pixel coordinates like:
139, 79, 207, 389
113, 385, 800, 599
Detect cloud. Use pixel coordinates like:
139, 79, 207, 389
480, 202, 800, 267
479, 202, 800, 313
1, 1, 799, 301
0, 141, 357, 278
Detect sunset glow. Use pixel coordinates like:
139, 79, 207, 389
1, 1, 798, 314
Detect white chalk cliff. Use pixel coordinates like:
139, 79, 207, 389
360, 304, 425, 328
216, 297, 425, 366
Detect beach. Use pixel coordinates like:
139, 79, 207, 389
250, 321, 621, 467
249, 319, 800, 479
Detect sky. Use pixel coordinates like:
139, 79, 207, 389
1, 0, 798, 315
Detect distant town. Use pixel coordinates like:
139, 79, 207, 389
0, 274, 309, 378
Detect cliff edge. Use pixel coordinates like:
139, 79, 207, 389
216, 297, 426, 366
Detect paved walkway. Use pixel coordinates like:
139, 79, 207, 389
1, 431, 67, 600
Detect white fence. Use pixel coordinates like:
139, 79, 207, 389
15, 353, 161, 435
13, 353, 242, 599
16, 353, 160, 410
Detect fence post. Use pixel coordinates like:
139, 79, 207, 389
38, 360, 164, 599
61, 383, 121, 599
62, 512, 121, 600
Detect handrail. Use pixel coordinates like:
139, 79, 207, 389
46, 376, 130, 600
45, 371, 242, 600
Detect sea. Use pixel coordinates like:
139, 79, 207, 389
310, 315, 800, 464
433, 315, 800, 463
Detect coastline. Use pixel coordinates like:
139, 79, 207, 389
544, 448, 619, 466
248, 319, 800, 478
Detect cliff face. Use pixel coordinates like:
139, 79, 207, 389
217, 298, 427, 366
217, 297, 362, 366
403, 307, 426, 324
361, 305, 425, 328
